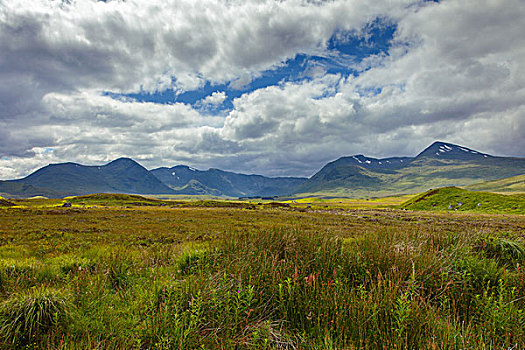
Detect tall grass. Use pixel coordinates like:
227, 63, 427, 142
0, 287, 72, 348
0, 205, 524, 348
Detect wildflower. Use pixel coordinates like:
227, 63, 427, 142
307, 273, 314, 286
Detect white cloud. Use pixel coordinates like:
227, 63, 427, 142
1, 0, 525, 179
199, 91, 227, 106
0, 0, 407, 93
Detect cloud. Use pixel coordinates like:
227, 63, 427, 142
198, 91, 227, 106
1, 0, 525, 179
0, 0, 406, 94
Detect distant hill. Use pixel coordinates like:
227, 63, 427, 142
400, 187, 525, 214
67, 193, 170, 207
0, 182, 70, 199
292, 142, 525, 197
465, 174, 525, 193
0, 159, 306, 198
151, 166, 306, 197
0, 158, 175, 198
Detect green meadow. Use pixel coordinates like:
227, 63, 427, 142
402, 187, 525, 214
0, 193, 524, 349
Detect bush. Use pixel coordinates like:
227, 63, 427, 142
107, 260, 131, 291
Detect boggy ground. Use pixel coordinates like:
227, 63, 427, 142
0, 201, 524, 349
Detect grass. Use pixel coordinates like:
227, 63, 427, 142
465, 174, 525, 193
0, 195, 524, 348
401, 187, 525, 214
0, 287, 72, 347
281, 194, 415, 210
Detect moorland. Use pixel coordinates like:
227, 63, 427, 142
1, 192, 524, 349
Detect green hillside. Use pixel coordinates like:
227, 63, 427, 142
401, 187, 525, 214
465, 174, 525, 193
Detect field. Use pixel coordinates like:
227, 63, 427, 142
1, 195, 525, 349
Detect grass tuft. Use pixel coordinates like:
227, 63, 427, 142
476, 236, 525, 267
0, 287, 72, 347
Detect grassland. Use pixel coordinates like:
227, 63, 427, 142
465, 174, 525, 193
1, 194, 524, 349
402, 187, 525, 214
281, 195, 415, 210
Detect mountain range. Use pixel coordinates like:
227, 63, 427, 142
1, 141, 524, 198
0, 158, 306, 198
294, 142, 525, 197
150, 166, 305, 197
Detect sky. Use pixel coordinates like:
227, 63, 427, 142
1, 0, 524, 179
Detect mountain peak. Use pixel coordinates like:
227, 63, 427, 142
104, 157, 145, 169
107, 157, 137, 165
416, 141, 491, 160
333, 154, 411, 169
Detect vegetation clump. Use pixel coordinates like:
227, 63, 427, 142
0, 287, 72, 347
475, 235, 525, 267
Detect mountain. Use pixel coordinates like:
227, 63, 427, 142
322, 155, 412, 169
1, 141, 523, 199
150, 166, 306, 197
293, 141, 525, 197
464, 174, 525, 193
0, 158, 306, 198
0, 158, 176, 197
414, 141, 492, 161
0, 181, 72, 199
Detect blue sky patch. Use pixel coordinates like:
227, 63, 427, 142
104, 17, 397, 111
327, 17, 396, 61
